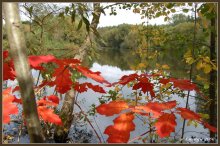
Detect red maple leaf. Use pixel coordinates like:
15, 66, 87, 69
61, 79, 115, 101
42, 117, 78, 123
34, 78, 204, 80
136, 101, 176, 118
52, 67, 73, 94
177, 108, 217, 133
86, 83, 106, 93
37, 106, 62, 126
104, 113, 135, 143
28, 55, 56, 70
74, 82, 88, 93
74, 82, 106, 93
155, 113, 177, 138
131, 108, 150, 116
159, 78, 170, 85
3, 88, 19, 124
203, 122, 217, 133
75, 65, 110, 85
176, 108, 201, 121
3, 61, 16, 81
170, 78, 197, 91
54, 58, 81, 67
47, 95, 59, 104
132, 76, 155, 97
117, 73, 139, 85
3, 50, 9, 59
12, 86, 20, 92
96, 101, 129, 116
37, 98, 58, 107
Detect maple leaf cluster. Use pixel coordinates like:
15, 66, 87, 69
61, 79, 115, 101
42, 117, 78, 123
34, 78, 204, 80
3, 87, 20, 124
3, 51, 109, 94
37, 95, 62, 125
3, 87, 63, 126
96, 100, 178, 142
96, 73, 216, 143
3, 51, 108, 126
96, 99, 217, 143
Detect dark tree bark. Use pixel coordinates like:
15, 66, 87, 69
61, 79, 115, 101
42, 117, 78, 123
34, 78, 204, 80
209, 16, 217, 142
54, 3, 102, 143
3, 3, 45, 143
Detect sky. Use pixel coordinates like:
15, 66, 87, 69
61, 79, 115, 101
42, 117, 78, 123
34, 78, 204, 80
98, 4, 167, 27
97, 3, 194, 27
15, 2, 193, 27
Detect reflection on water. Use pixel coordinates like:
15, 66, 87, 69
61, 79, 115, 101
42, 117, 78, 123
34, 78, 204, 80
4, 62, 210, 143
86, 49, 190, 79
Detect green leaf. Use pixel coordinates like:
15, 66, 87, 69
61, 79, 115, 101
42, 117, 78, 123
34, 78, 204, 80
77, 19, 83, 30
183, 9, 189, 13
65, 6, 69, 14
171, 9, 176, 13
82, 16, 90, 32
204, 83, 209, 89
164, 17, 168, 21
188, 3, 193, 6
58, 12, 64, 18
29, 6, 33, 14
71, 10, 76, 23
155, 12, 161, 17
166, 3, 174, 9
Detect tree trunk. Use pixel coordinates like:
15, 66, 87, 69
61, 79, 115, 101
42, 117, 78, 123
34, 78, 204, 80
3, 3, 45, 143
54, 3, 102, 143
209, 16, 217, 142
54, 90, 76, 143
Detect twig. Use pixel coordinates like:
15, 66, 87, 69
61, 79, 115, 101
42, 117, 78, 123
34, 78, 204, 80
75, 102, 102, 143
77, 100, 106, 143
181, 3, 197, 142
128, 129, 155, 143
35, 70, 41, 86
17, 119, 23, 143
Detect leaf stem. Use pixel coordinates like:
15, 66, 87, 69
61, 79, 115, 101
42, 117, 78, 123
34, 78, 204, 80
75, 102, 102, 143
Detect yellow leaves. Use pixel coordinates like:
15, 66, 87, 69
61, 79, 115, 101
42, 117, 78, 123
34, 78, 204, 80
114, 86, 120, 92
184, 50, 216, 74
196, 75, 209, 89
207, 3, 216, 13
131, 62, 148, 70
196, 60, 204, 70
184, 50, 195, 65
199, 113, 209, 120
162, 64, 170, 70
156, 63, 170, 70
203, 64, 212, 74
187, 120, 198, 128
163, 83, 172, 89
133, 8, 140, 13
196, 56, 216, 74
196, 75, 206, 81
138, 63, 147, 69
198, 12, 208, 28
